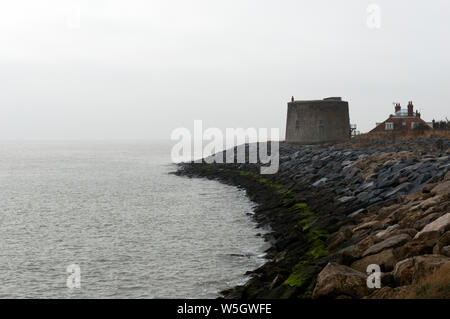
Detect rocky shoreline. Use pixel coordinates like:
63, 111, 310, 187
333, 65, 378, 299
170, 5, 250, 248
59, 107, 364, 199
175, 138, 450, 299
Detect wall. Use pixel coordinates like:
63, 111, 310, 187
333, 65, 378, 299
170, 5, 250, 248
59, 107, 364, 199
285, 99, 350, 144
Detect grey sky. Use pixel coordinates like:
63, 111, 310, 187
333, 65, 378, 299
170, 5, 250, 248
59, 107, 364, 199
0, 0, 449, 140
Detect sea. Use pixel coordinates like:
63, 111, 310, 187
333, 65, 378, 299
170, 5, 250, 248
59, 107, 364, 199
0, 141, 268, 298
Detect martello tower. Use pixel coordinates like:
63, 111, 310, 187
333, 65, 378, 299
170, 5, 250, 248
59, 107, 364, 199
285, 97, 351, 144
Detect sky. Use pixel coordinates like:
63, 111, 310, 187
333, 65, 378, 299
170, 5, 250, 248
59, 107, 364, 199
0, 0, 449, 140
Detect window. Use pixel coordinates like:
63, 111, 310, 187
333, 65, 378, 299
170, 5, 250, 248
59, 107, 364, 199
411, 122, 420, 129
402, 121, 406, 127
385, 122, 394, 130
295, 120, 300, 129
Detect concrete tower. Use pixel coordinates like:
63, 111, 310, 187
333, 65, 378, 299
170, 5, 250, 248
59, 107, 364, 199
285, 97, 350, 144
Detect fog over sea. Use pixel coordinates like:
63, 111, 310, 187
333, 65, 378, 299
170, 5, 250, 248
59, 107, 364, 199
0, 141, 268, 298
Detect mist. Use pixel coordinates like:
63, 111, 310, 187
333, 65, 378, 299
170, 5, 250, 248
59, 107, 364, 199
0, 0, 449, 140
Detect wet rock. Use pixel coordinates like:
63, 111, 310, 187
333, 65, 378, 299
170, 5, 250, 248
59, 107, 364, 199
356, 191, 373, 203
312, 178, 328, 187
312, 262, 371, 299
384, 183, 414, 198
349, 208, 366, 218
338, 196, 356, 204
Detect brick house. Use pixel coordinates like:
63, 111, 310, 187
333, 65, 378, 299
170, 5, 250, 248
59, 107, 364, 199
370, 101, 431, 133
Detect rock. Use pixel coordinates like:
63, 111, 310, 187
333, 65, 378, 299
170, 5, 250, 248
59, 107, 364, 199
377, 172, 400, 189
362, 234, 411, 257
414, 213, 450, 239
394, 232, 440, 260
353, 221, 379, 232
351, 249, 397, 272
313, 177, 328, 187
269, 274, 283, 290
338, 196, 356, 203
381, 272, 395, 287
398, 177, 408, 184
384, 183, 414, 198
418, 195, 444, 211
337, 246, 360, 265
365, 286, 414, 299
430, 180, 450, 195
440, 231, 450, 246
393, 254, 450, 286
349, 208, 367, 218
442, 246, 450, 257
360, 181, 375, 191
327, 231, 347, 251
375, 225, 400, 240
312, 262, 371, 299
413, 212, 442, 231
342, 160, 353, 167
357, 191, 373, 203
445, 171, 450, 181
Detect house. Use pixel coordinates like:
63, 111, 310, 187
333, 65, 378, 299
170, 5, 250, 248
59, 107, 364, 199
370, 101, 431, 133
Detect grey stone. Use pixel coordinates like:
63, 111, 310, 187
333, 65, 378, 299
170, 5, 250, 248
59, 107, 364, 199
312, 177, 328, 187
349, 208, 366, 218
384, 183, 414, 198
338, 196, 356, 204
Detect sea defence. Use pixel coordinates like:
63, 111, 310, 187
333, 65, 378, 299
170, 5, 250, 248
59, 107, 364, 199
176, 138, 450, 299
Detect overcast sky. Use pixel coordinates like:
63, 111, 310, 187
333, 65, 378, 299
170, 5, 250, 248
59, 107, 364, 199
0, 0, 449, 140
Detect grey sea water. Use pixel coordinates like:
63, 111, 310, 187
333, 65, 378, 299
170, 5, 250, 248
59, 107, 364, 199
0, 141, 268, 298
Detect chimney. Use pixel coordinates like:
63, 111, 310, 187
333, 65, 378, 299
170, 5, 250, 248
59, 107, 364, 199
408, 101, 414, 117
395, 103, 401, 113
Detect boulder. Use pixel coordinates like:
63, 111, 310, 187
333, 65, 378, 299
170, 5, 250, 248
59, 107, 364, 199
418, 195, 444, 211
351, 249, 397, 272
414, 213, 450, 239
349, 208, 367, 218
384, 183, 414, 198
353, 221, 379, 232
375, 224, 400, 240
393, 254, 450, 286
362, 234, 411, 257
440, 231, 450, 246
312, 177, 328, 187
394, 232, 440, 260
445, 171, 450, 181
430, 180, 450, 196
442, 246, 450, 257
365, 286, 414, 299
338, 196, 356, 204
312, 262, 371, 299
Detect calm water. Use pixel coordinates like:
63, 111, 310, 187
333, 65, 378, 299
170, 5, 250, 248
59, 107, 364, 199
0, 141, 268, 298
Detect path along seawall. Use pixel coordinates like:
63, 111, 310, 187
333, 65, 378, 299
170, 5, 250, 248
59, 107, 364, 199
175, 138, 450, 299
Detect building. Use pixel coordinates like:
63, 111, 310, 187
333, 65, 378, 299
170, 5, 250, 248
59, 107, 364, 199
285, 97, 350, 144
370, 101, 430, 133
